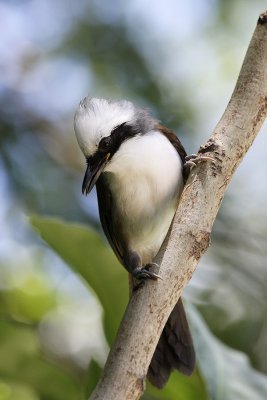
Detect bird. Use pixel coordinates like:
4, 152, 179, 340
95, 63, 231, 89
74, 97, 195, 388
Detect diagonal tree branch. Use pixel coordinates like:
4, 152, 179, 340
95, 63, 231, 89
90, 11, 267, 400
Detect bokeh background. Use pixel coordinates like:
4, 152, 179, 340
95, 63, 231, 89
0, 1, 267, 399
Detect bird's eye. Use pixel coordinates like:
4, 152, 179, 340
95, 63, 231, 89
98, 136, 112, 151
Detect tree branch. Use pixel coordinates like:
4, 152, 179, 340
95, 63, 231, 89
90, 12, 267, 400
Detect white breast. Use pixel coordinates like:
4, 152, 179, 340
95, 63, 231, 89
104, 130, 184, 264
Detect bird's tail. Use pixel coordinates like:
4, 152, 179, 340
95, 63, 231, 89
147, 298, 195, 388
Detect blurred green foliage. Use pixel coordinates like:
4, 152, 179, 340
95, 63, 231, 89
0, 319, 83, 400
31, 216, 207, 399
30, 216, 267, 399
0, 0, 267, 399
30, 215, 128, 343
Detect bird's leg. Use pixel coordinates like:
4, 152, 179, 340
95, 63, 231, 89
123, 250, 162, 290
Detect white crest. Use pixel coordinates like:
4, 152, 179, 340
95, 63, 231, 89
74, 97, 136, 157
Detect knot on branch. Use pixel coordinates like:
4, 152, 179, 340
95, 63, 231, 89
189, 230, 211, 261
258, 11, 267, 24
253, 95, 267, 129
132, 374, 146, 395
199, 138, 218, 154
199, 138, 226, 177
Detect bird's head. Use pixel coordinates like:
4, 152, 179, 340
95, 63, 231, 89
74, 97, 156, 195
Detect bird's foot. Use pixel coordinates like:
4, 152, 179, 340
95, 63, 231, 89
184, 153, 214, 172
133, 263, 162, 283
133, 264, 162, 291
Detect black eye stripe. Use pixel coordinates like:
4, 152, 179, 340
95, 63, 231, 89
86, 122, 139, 166
110, 121, 127, 137
111, 122, 139, 142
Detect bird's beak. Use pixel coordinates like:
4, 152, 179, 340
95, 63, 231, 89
82, 153, 110, 195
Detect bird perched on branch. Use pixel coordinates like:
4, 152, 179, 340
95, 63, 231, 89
74, 97, 195, 388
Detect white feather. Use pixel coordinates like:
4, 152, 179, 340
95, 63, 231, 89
74, 97, 135, 157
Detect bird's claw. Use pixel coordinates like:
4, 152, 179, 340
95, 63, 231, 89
133, 263, 162, 281
185, 153, 215, 171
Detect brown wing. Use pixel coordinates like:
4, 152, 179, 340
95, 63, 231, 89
96, 175, 123, 265
157, 123, 188, 182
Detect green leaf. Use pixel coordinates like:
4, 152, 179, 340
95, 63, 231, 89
30, 215, 128, 344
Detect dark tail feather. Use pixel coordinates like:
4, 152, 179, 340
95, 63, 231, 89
147, 298, 195, 388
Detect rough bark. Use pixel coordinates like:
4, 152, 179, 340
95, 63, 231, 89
90, 12, 267, 400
